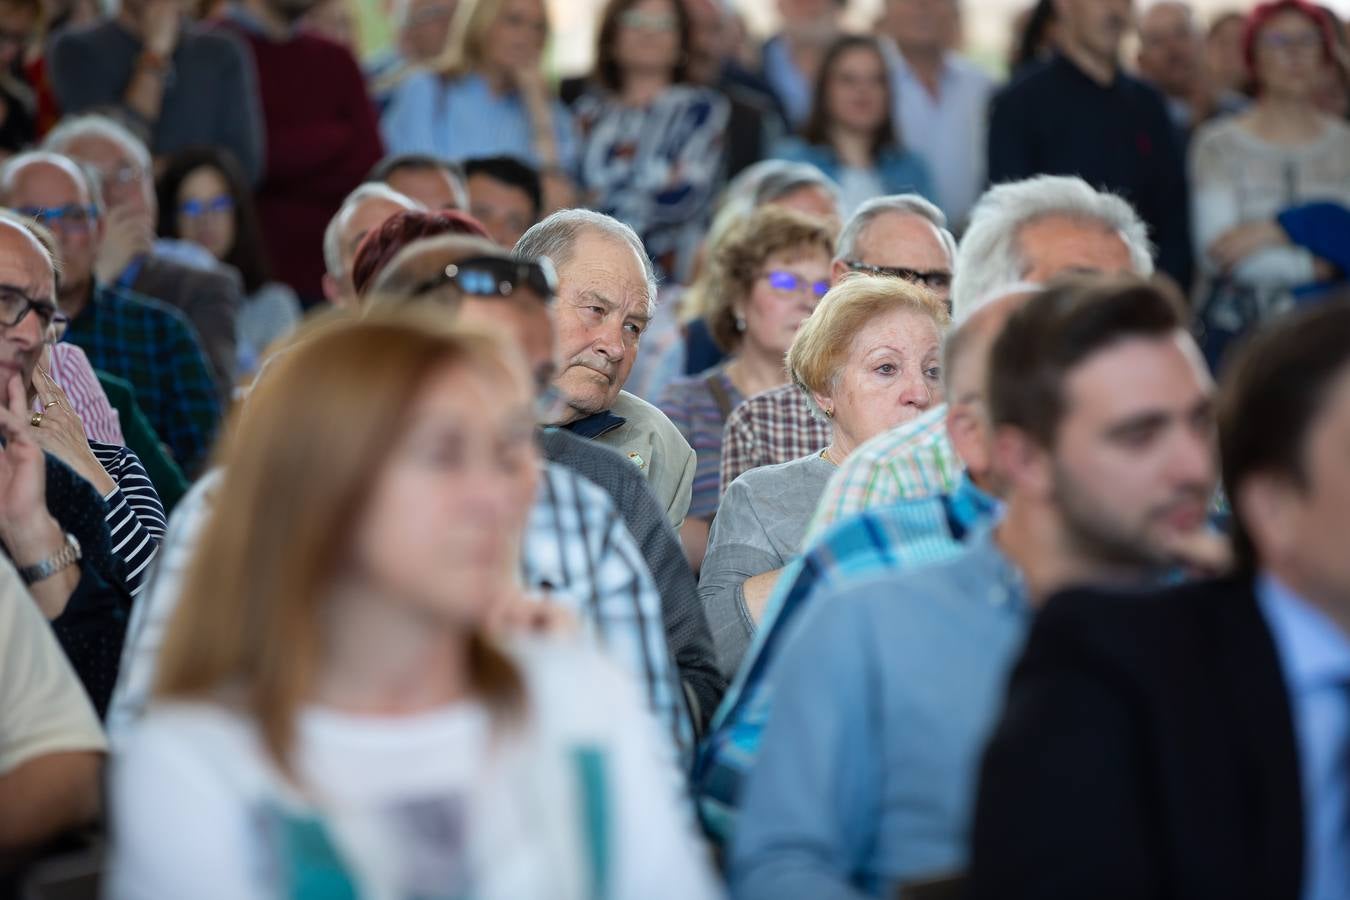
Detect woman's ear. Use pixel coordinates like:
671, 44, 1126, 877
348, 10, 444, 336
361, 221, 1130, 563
812, 388, 836, 419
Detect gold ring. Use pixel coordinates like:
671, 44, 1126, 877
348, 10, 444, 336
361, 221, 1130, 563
29, 411, 42, 427
44, 400, 58, 409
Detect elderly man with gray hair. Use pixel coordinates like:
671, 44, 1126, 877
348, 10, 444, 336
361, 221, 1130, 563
719, 192, 956, 493
805, 173, 1154, 540
516, 209, 696, 529
320, 182, 425, 308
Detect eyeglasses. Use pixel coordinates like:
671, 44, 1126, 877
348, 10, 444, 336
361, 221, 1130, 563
619, 9, 676, 31
1258, 32, 1323, 56
411, 255, 559, 302
16, 204, 99, 235
764, 270, 830, 299
0, 285, 61, 335
102, 164, 146, 188
845, 260, 953, 291
179, 195, 235, 219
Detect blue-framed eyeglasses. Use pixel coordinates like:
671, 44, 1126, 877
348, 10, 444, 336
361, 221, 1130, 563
16, 204, 99, 234
179, 195, 235, 219
765, 270, 830, 299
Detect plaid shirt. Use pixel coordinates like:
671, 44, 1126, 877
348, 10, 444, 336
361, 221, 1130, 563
719, 384, 832, 495
66, 285, 222, 477
525, 462, 695, 765
694, 473, 999, 845
804, 403, 961, 542
108, 464, 696, 768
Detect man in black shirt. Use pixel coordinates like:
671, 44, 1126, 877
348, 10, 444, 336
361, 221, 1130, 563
988, 0, 1193, 291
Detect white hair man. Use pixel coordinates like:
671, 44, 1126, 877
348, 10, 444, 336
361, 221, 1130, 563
806, 174, 1153, 539
719, 193, 957, 492
320, 182, 425, 307
44, 114, 246, 395
516, 209, 696, 529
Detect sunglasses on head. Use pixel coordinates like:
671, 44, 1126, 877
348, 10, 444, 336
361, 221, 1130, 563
412, 255, 558, 303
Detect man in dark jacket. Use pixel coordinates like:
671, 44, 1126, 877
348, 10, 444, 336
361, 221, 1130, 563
970, 298, 1350, 900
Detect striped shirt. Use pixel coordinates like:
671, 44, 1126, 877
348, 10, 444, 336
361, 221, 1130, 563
41, 342, 124, 445
804, 403, 961, 542
657, 365, 744, 521
91, 441, 167, 599
694, 474, 999, 845
107, 464, 695, 769
718, 384, 832, 497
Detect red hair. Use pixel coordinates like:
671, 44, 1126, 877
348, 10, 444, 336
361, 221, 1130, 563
1242, 0, 1338, 85
351, 210, 491, 298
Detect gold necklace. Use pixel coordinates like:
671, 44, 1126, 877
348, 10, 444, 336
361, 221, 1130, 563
820, 445, 839, 467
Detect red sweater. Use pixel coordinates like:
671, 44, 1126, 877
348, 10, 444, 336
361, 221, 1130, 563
216, 20, 383, 301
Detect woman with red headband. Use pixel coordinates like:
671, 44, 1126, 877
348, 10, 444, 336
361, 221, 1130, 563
1190, 0, 1350, 367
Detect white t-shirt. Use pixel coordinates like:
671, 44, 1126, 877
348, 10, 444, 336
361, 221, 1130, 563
108, 639, 722, 900
0, 556, 106, 775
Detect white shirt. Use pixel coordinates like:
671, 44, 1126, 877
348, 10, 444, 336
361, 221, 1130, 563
108, 640, 721, 900
886, 45, 995, 230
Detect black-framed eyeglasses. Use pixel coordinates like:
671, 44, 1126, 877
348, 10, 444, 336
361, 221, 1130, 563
846, 260, 953, 291
0, 285, 61, 334
411, 255, 558, 303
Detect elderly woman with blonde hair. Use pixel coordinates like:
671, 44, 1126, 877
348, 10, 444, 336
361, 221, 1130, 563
697, 274, 950, 677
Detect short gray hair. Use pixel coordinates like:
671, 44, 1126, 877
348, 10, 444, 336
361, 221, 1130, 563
0, 150, 103, 214
43, 114, 152, 172
323, 183, 424, 277
835, 193, 956, 264
514, 209, 658, 312
951, 175, 1154, 323
752, 162, 841, 210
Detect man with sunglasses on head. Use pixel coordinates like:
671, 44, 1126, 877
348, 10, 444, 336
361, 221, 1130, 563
0, 151, 221, 478
719, 193, 955, 494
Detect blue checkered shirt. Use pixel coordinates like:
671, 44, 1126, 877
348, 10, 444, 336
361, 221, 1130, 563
66, 284, 222, 477
693, 472, 999, 843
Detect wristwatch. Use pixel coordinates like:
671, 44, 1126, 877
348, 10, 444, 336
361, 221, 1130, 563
18, 532, 82, 585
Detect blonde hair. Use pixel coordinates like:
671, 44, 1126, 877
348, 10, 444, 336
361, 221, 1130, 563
788, 273, 951, 405
701, 206, 835, 352
433, 0, 548, 78
155, 311, 527, 775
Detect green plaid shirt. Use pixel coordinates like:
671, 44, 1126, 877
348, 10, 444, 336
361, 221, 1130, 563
67, 285, 222, 477
805, 404, 961, 542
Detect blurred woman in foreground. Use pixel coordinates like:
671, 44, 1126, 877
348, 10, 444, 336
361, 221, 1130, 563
108, 313, 719, 899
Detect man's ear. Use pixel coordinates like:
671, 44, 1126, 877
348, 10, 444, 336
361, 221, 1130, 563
831, 258, 850, 285
1235, 473, 1298, 570
991, 424, 1052, 500
946, 402, 991, 478
321, 273, 345, 308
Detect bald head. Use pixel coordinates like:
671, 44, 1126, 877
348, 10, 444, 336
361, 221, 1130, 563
0, 215, 61, 397
0, 152, 102, 302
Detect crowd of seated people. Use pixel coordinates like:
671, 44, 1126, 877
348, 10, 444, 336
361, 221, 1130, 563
1, 0, 1349, 898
